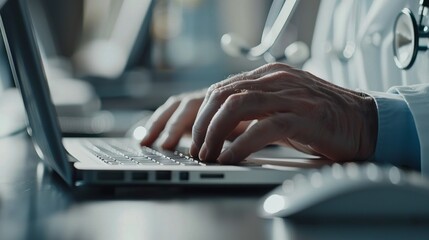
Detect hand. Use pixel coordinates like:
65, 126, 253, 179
190, 63, 378, 164
140, 89, 251, 150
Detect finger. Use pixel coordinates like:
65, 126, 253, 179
140, 97, 180, 146
199, 91, 298, 161
278, 138, 319, 156
190, 78, 247, 156
190, 79, 257, 156
218, 113, 313, 164
226, 120, 253, 141
158, 98, 201, 150
192, 86, 260, 158
217, 117, 285, 164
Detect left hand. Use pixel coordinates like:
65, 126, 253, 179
189, 63, 378, 164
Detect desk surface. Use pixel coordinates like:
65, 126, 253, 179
1, 134, 429, 240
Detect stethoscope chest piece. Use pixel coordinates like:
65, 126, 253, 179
393, 1, 429, 70
393, 9, 419, 70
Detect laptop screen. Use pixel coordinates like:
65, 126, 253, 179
0, 0, 72, 184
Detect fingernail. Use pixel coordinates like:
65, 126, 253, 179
199, 143, 208, 161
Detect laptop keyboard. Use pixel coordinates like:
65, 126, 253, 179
86, 139, 206, 166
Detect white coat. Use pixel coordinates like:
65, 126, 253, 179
303, 0, 429, 175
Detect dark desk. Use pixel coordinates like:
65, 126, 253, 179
1, 134, 429, 240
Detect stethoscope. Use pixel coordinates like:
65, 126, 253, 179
220, 0, 309, 65
394, 0, 429, 70
222, 0, 429, 71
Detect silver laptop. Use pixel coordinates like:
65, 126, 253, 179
0, 0, 303, 187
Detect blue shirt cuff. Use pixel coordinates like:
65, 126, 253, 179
365, 92, 420, 170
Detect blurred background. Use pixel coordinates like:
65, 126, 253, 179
0, 0, 320, 138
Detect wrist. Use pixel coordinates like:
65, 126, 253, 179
358, 95, 378, 160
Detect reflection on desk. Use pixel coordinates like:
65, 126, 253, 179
272, 218, 429, 240
1, 134, 429, 240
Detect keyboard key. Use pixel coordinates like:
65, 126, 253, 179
107, 161, 121, 165
149, 155, 171, 161
131, 156, 153, 162
134, 160, 155, 164
177, 158, 199, 163
120, 162, 138, 165
159, 162, 180, 165
116, 158, 136, 162
112, 156, 132, 161
156, 150, 181, 158
137, 162, 158, 165
179, 162, 201, 166
87, 140, 206, 167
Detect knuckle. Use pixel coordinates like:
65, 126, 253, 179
260, 62, 285, 73
230, 72, 246, 80
304, 70, 318, 80
207, 83, 219, 95
230, 80, 252, 90
209, 88, 228, 104
229, 71, 252, 81
273, 70, 292, 79
250, 65, 268, 75
265, 62, 284, 70
224, 94, 244, 111
229, 71, 257, 81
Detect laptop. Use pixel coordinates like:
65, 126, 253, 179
0, 0, 305, 187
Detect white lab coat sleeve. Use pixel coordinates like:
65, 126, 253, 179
364, 90, 420, 170
389, 84, 429, 176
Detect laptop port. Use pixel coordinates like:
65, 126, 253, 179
200, 173, 224, 179
97, 171, 124, 181
179, 172, 189, 181
132, 172, 148, 181
156, 171, 172, 181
